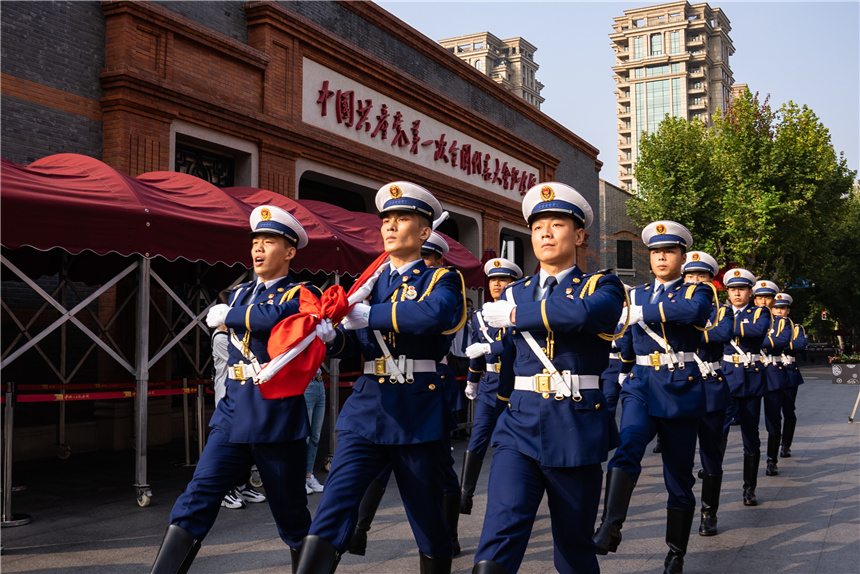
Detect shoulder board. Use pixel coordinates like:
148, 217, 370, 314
279, 284, 303, 304
584, 268, 613, 277
579, 272, 606, 298
684, 284, 697, 299
233, 280, 254, 291
508, 275, 532, 289
754, 307, 763, 321
717, 306, 726, 321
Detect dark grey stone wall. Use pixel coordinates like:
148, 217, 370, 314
152, 1, 248, 43
1, 97, 103, 165
1, 1, 105, 100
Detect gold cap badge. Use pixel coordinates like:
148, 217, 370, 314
260, 208, 271, 221
776, 294, 783, 299
493, 260, 502, 268
761, 282, 767, 287
691, 253, 700, 262
656, 223, 666, 234
389, 185, 402, 199
540, 185, 554, 201
733, 270, 741, 277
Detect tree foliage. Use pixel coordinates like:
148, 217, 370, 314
628, 88, 858, 334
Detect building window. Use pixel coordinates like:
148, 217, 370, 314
626, 151, 632, 160
474, 42, 484, 49
633, 37, 643, 60
634, 67, 644, 78
500, 233, 525, 271
626, 166, 633, 175
691, 66, 700, 74
475, 60, 482, 71
693, 97, 702, 104
171, 121, 256, 187
693, 81, 701, 89
626, 135, 631, 144
175, 144, 235, 187
670, 31, 680, 54
617, 239, 633, 269
671, 62, 681, 73
650, 34, 663, 56
633, 18, 645, 27
625, 120, 631, 128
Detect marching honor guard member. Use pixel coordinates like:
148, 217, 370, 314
295, 182, 466, 574
593, 221, 712, 574
472, 182, 625, 574
151, 206, 316, 574
460, 257, 523, 515
345, 231, 463, 558
771, 293, 807, 458
721, 269, 772, 506
754, 281, 793, 477
682, 251, 734, 536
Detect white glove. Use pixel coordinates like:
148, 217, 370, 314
341, 303, 371, 331
618, 372, 627, 386
482, 300, 516, 328
465, 381, 478, 400
315, 318, 336, 344
626, 304, 644, 325
206, 304, 230, 328
465, 342, 491, 359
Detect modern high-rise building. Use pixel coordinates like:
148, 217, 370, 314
439, 32, 544, 109
610, 1, 734, 190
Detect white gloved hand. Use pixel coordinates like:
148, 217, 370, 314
465, 381, 478, 400
626, 304, 644, 325
206, 304, 230, 328
618, 372, 627, 386
482, 300, 516, 328
315, 318, 336, 344
465, 342, 492, 359
341, 303, 371, 331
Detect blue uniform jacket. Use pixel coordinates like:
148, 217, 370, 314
762, 315, 793, 392
697, 304, 734, 413
618, 281, 713, 419
493, 267, 625, 467
209, 276, 314, 443
722, 304, 771, 398
784, 320, 807, 388
466, 310, 506, 408
327, 261, 466, 444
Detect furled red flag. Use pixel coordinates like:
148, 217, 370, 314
253, 252, 391, 399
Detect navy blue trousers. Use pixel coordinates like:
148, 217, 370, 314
725, 395, 762, 456
169, 427, 310, 547
608, 394, 699, 510
782, 386, 799, 424
697, 409, 726, 475
763, 389, 784, 435
465, 398, 501, 459
375, 432, 460, 497
308, 431, 452, 558
475, 445, 602, 574
602, 378, 621, 418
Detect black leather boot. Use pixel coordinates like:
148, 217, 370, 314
765, 433, 780, 476
698, 472, 722, 536
290, 548, 299, 574
346, 478, 386, 556
443, 493, 461, 556
743, 454, 759, 506
419, 551, 452, 574
294, 535, 340, 574
459, 450, 483, 515
593, 467, 635, 555
473, 559, 508, 573
781, 419, 796, 457
663, 507, 694, 574
150, 524, 201, 574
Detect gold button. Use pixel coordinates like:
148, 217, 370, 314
378, 377, 385, 383
688, 376, 694, 381
595, 403, 601, 410
542, 392, 550, 399
429, 384, 436, 390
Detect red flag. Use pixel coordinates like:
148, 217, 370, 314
255, 253, 391, 399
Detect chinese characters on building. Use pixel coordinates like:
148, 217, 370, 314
317, 80, 537, 195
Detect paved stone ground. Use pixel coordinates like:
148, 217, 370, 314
2, 364, 858, 573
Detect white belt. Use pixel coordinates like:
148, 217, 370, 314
722, 353, 761, 365
635, 351, 689, 369
486, 362, 500, 373
608, 352, 620, 360
363, 357, 437, 383
697, 360, 723, 378
781, 355, 795, 365
760, 353, 778, 366
228, 362, 261, 380
514, 372, 599, 400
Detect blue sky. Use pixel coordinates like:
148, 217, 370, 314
377, 1, 860, 186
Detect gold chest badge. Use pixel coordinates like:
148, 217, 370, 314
404, 285, 418, 300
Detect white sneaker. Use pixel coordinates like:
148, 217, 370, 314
221, 489, 246, 509
305, 474, 324, 493
305, 483, 313, 495
235, 483, 266, 503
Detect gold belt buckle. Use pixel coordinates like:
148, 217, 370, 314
649, 351, 661, 368
374, 358, 388, 376
732, 354, 740, 364
535, 374, 551, 393
232, 364, 245, 380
